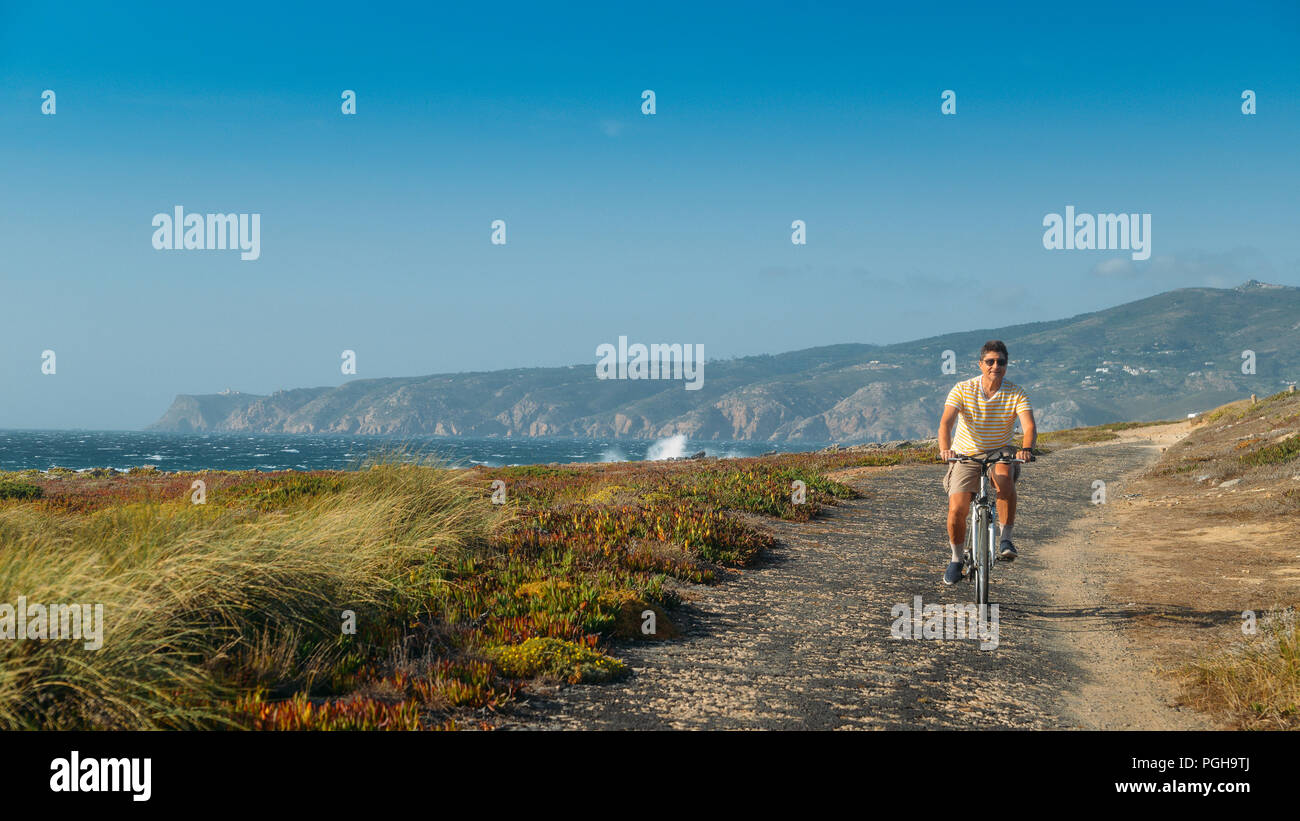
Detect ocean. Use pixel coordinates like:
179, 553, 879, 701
0, 430, 828, 473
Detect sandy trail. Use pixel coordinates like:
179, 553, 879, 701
1029, 422, 1213, 729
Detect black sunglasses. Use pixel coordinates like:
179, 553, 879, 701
982, 358, 1007, 366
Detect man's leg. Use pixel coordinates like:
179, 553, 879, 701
991, 463, 1018, 559
991, 463, 1016, 528
943, 490, 974, 584
947, 491, 973, 559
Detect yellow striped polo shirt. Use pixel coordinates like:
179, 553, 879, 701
945, 377, 1031, 455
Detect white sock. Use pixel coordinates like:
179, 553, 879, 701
950, 542, 963, 562
1000, 523, 1013, 543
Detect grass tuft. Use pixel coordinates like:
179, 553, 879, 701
0, 455, 506, 729
1179, 607, 1300, 729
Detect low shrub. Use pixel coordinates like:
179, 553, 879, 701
488, 637, 627, 684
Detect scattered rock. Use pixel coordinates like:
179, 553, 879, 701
825, 437, 939, 453
1217, 478, 1242, 489
667, 451, 708, 461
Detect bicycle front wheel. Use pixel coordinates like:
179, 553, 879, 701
974, 505, 990, 606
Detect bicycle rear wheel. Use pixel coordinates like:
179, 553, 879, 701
974, 505, 990, 606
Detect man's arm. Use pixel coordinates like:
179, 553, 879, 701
1018, 408, 1037, 455
938, 404, 958, 460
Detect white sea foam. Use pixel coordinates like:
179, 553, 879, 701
645, 435, 687, 461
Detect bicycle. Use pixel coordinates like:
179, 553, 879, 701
943, 447, 1034, 607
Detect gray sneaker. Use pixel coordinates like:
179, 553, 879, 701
943, 561, 964, 585
998, 540, 1018, 562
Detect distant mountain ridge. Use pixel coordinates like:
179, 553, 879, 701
149, 281, 1300, 442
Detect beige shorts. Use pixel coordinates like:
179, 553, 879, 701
943, 454, 1020, 496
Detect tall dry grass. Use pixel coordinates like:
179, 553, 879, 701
0, 456, 508, 729
1180, 607, 1299, 729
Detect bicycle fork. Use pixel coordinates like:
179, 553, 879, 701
987, 491, 999, 562
985, 476, 1001, 561
966, 482, 1000, 578
966, 503, 977, 576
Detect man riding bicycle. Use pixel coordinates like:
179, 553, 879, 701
937, 340, 1037, 585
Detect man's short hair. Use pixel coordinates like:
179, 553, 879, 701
980, 340, 1008, 359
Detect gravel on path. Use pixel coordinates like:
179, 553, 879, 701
500, 441, 1211, 730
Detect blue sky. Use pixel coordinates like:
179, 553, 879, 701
1, 1, 1297, 429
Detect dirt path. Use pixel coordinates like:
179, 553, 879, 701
1029, 424, 1214, 730
500, 432, 1217, 730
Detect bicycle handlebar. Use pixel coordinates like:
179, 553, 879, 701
943, 457, 1033, 463
942, 450, 1035, 464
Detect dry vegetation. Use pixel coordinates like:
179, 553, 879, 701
0, 446, 933, 730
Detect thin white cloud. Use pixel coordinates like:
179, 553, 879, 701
1090, 247, 1278, 285
1091, 257, 1136, 278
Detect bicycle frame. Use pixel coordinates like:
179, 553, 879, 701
947, 448, 1030, 606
